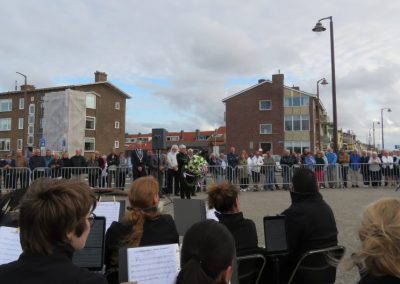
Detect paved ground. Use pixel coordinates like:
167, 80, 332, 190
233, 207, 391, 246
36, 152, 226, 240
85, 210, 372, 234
104, 186, 400, 283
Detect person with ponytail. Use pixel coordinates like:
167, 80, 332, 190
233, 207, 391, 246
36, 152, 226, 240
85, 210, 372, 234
177, 220, 235, 284
104, 176, 179, 284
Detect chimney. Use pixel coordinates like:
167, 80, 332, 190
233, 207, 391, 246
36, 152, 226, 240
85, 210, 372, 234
292, 86, 300, 90
258, 79, 266, 84
94, 71, 108, 82
180, 130, 184, 140
20, 84, 35, 91
272, 74, 284, 86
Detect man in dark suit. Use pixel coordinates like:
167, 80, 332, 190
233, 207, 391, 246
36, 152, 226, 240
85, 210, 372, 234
131, 141, 148, 180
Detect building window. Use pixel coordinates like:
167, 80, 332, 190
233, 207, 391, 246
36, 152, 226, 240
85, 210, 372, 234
115, 121, 120, 129
115, 102, 120, 110
0, 118, 11, 131
28, 136, 34, 146
28, 125, 34, 135
0, 138, 10, 151
284, 95, 310, 107
0, 99, 12, 112
29, 104, 35, 114
30, 96, 34, 102
114, 140, 119, 149
28, 115, 34, 124
18, 118, 24, 130
284, 115, 309, 131
259, 100, 272, 110
19, 98, 25, 110
17, 139, 23, 150
260, 142, 272, 153
284, 141, 310, 154
196, 135, 209, 141
167, 136, 179, 141
86, 94, 96, 109
260, 124, 272, 134
84, 138, 95, 152
86, 117, 96, 130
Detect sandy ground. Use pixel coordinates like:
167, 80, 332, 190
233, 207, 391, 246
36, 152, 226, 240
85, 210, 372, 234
103, 186, 400, 284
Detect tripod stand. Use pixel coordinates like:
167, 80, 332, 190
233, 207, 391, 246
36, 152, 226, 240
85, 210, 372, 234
155, 149, 174, 206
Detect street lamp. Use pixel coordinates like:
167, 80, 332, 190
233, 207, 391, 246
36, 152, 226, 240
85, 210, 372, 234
380, 107, 391, 150
316, 78, 328, 150
312, 16, 338, 153
372, 120, 380, 150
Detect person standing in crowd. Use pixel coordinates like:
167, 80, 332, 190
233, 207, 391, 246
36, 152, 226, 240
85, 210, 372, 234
325, 147, 338, 188
394, 150, 400, 185
15, 149, 29, 189
104, 176, 178, 284
70, 149, 87, 180
338, 148, 350, 188
216, 152, 227, 184
315, 150, 326, 189
263, 151, 278, 191
208, 153, 218, 183
349, 149, 361, 188
117, 152, 128, 190
187, 149, 197, 196
176, 220, 235, 284
301, 148, 310, 165
304, 150, 316, 170
48, 152, 63, 179
177, 144, 191, 199
29, 148, 46, 180
280, 167, 338, 283
381, 150, 394, 186
0, 179, 107, 284
147, 150, 163, 193
238, 150, 249, 192
346, 198, 400, 284
166, 145, 179, 196
87, 153, 100, 188
227, 147, 239, 184
207, 183, 258, 255
3, 153, 16, 189
106, 148, 119, 188
130, 141, 148, 180
280, 149, 296, 190
43, 149, 53, 167
360, 150, 370, 187
61, 152, 73, 179
369, 152, 382, 187
251, 150, 264, 191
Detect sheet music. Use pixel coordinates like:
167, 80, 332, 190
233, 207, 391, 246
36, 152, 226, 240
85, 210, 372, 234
94, 202, 121, 231
127, 244, 180, 284
0, 226, 22, 265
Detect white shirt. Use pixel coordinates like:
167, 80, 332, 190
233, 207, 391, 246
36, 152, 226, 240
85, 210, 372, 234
167, 151, 178, 169
251, 155, 264, 173
381, 155, 394, 169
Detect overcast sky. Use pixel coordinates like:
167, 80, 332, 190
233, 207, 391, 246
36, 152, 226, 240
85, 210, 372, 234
1, 0, 399, 149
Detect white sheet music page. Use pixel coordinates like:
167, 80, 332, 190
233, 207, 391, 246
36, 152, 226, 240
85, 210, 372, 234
94, 202, 121, 231
127, 243, 180, 284
0, 226, 22, 265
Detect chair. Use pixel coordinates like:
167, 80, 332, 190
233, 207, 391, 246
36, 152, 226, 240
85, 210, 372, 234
287, 245, 345, 284
237, 254, 266, 284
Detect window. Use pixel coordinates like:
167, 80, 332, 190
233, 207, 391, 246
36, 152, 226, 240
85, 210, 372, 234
284, 141, 310, 154
196, 135, 209, 141
28, 115, 34, 124
19, 98, 25, 110
0, 138, 10, 151
285, 116, 292, 131
259, 100, 272, 110
86, 117, 96, 130
17, 139, 23, 150
284, 115, 309, 131
0, 99, 12, 112
293, 115, 301, 131
301, 115, 310, 131
301, 96, 309, 106
284, 95, 310, 107
28, 125, 34, 135
167, 136, 179, 141
40, 118, 43, 129
30, 96, 34, 102
0, 118, 11, 131
260, 142, 272, 153
29, 104, 35, 114
86, 94, 96, 109
115, 121, 120, 129
115, 102, 120, 110
18, 118, 24, 129
84, 138, 95, 152
114, 140, 119, 149
28, 136, 34, 146
260, 124, 272, 134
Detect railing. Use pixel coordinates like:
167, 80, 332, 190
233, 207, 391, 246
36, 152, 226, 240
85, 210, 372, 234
0, 163, 398, 192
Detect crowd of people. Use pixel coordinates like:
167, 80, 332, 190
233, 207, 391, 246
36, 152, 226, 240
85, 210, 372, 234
1, 169, 400, 283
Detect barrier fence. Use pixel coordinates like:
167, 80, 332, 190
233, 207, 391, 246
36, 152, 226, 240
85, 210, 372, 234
0, 163, 398, 192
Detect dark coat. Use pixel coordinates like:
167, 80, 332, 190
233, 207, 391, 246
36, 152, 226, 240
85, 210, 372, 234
280, 191, 338, 279
70, 155, 87, 168
28, 156, 45, 170
0, 245, 107, 284
216, 212, 258, 255
358, 275, 400, 284
130, 149, 148, 179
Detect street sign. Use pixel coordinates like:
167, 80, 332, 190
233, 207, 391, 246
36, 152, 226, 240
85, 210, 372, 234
39, 138, 45, 148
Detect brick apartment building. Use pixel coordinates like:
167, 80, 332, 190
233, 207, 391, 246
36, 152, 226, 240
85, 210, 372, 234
125, 127, 226, 153
223, 73, 328, 155
0, 71, 130, 157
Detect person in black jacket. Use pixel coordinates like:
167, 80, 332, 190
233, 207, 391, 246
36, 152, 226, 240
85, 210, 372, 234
29, 148, 46, 180
106, 148, 119, 188
130, 141, 148, 180
70, 149, 87, 179
0, 178, 107, 284
280, 167, 338, 283
280, 149, 296, 190
104, 176, 179, 284
176, 144, 191, 199
207, 182, 258, 256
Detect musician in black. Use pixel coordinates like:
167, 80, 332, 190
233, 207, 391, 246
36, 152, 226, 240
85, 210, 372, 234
176, 144, 191, 199
130, 141, 148, 180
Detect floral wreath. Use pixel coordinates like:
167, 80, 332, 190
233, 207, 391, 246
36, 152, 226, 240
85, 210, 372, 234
183, 155, 208, 187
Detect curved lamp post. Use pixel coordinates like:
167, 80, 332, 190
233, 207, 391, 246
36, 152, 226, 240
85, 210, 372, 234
380, 108, 391, 150
316, 78, 328, 149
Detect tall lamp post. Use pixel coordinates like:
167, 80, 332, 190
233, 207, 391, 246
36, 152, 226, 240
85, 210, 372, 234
316, 78, 328, 149
312, 16, 338, 153
16, 72, 28, 150
372, 120, 380, 150
380, 107, 391, 150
